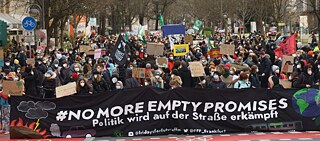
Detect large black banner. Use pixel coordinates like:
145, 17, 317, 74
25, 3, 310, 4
10, 87, 320, 139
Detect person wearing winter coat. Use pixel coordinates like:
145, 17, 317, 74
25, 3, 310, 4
259, 53, 272, 88
207, 71, 227, 89
42, 69, 57, 98
76, 78, 93, 95
92, 70, 109, 94
294, 65, 315, 88
59, 60, 72, 85
249, 65, 260, 88
178, 61, 193, 87
22, 67, 38, 97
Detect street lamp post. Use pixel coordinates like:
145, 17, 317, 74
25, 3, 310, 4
26, 3, 44, 29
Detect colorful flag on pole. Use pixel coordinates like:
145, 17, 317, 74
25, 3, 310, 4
274, 34, 297, 58
193, 20, 202, 31
159, 13, 165, 26
138, 25, 146, 45
111, 35, 128, 66
124, 33, 129, 42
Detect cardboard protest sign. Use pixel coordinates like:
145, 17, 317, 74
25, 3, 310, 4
132, 68, 146, 78
3, 80, 24, 96
220, 44, 235, 55
279, 79, 292, 89
56, 82, 77, 98
156, 57, 168, 68
80, 45, 91, 53
189, 62, 206, 77
173, 44, 189, 56
94, 49, 102, 59
281, 56, 294, 73
26, 58, 35, 65
146, 43, 164, 56
209, 49, 221, 58
185, 35, 193, 44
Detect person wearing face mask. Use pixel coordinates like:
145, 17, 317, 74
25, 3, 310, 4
207, 71, 227, 89
249, 65, 260, 88
83, 58, 93, 78
153, 70, 164, 88
115, 81, 124, 90
35, 58, 47, 75
294, 65, 315, 88
294, 60, 306, 75
3, 59, 13, 75
59, 60, 72, 85
51, 59, 59, 71
76, 78, 93, 95
92, 70, 109, 94
167, 53, 174, 72
42, 69, 57, 98
234, 72, 251, 89
271, 65, 287, 79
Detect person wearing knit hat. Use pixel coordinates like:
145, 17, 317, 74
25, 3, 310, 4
14, 59, 19, 65
272, 65, 280, 74
52, 59, 59, 69
43, 69, 57, 98
308, 51, 314, 56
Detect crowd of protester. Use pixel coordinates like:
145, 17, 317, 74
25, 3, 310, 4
0, 30, 319, 134
2, 31, 320, 98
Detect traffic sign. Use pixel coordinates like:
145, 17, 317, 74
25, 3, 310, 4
22, 16, 36, 30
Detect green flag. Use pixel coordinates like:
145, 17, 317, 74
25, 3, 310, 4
138, 25, 146, 45
124, 33, 129, 42
159, 13, 165, 26
193, 20, 202, 31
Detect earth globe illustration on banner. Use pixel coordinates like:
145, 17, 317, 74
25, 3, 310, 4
292, 88, 320, 117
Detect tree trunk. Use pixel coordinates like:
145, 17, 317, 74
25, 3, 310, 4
139, 15, 144, 25
101, 15, 106, 36
318, 20, 320, 42
60, 17, 67, 49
